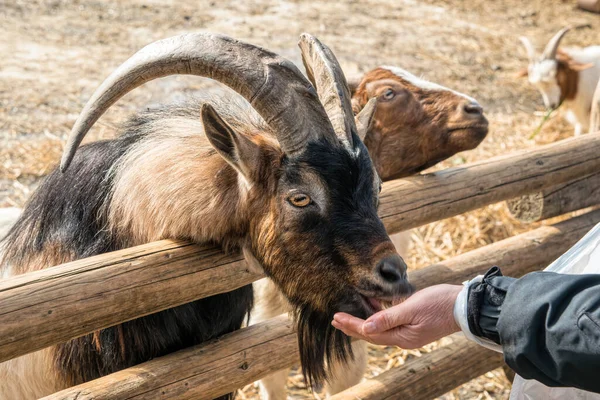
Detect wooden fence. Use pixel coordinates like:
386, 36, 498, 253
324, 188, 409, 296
1, 133, 600, 399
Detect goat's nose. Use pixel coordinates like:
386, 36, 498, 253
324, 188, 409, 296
376, 255, 407, 284
463, 101, 484, 116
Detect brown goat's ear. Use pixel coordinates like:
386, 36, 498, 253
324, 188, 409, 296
516, 67, 529, 78
355, 98, 377, 141
201, 104, 260, 182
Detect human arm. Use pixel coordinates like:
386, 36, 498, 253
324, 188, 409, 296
332, 267, 600, 393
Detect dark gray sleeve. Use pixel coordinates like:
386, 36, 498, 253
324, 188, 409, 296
467, 268, 600, 393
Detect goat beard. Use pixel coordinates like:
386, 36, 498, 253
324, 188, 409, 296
294, 304, 354, 390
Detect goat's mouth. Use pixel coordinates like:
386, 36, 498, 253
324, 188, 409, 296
359, 294, 389, 315
356, 290, 412, 317
447, 123, 489, 134
447, 120, 489, 139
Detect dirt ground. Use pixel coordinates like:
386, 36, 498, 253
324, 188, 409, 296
1, 0, 598, 398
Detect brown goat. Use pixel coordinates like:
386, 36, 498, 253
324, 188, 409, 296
351, 67, 488, 181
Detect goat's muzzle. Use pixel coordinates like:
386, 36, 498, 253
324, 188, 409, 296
376, 254, 407, 285
462, 101, 484, 118
454, 100, 487, 125
447, 99, 489, 143
351, 253, 413, 317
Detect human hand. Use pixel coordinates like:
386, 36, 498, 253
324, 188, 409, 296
332, 284, 463, 349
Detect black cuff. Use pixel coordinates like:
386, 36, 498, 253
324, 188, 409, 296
467, 266, 516, 344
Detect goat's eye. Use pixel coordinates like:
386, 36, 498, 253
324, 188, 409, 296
288, 193, 312, 208
382, 88, 395, 100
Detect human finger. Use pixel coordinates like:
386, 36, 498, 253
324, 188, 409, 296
332, 312, 366, 334
362, 303, 413, 334
331, 319, 368, 341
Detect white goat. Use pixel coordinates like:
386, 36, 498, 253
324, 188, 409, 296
520, 26, 600, 136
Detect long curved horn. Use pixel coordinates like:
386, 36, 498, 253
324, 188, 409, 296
298, 33, 357, 148
542, 26, 573, 60
519, 36, 537, 61
61, 33, 337, 171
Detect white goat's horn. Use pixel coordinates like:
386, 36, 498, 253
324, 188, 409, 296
298, 33, 357, 148
519, 36, 537, 61
542, 24, 590, 60
542, 26, 572, 60
61, 33, 338, 171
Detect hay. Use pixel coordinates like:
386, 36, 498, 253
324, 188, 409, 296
2, 0, 597, 398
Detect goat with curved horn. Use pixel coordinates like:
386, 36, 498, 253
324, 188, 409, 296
61, 32, 338, 171
518, 24, 599, 136
2, 32, 412, 397
252, 62, 491, 397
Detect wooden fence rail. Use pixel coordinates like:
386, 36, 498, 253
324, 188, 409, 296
42, 315, 299, 400
378, 133, 600, 233
0, 241, 255, 364
1, 133, 600, 365
410, 208, 600, 288
331, 333, 504, 400
43, 208, 600, 399
507, 171, 600, 222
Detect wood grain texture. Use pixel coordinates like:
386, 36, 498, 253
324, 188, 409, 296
506, 172, 600, 222
329, 333, 504, 400
410, 208, 600, 289
40, 209, 600, 399
0, 240, 259, 363
379, 133, 600, 233
42, 315, 298, 400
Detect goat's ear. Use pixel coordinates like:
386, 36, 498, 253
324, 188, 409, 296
570, 62, 594, 72
516, 67, 529, 78
355, 98, 377, 141
201, 104, 260, 182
